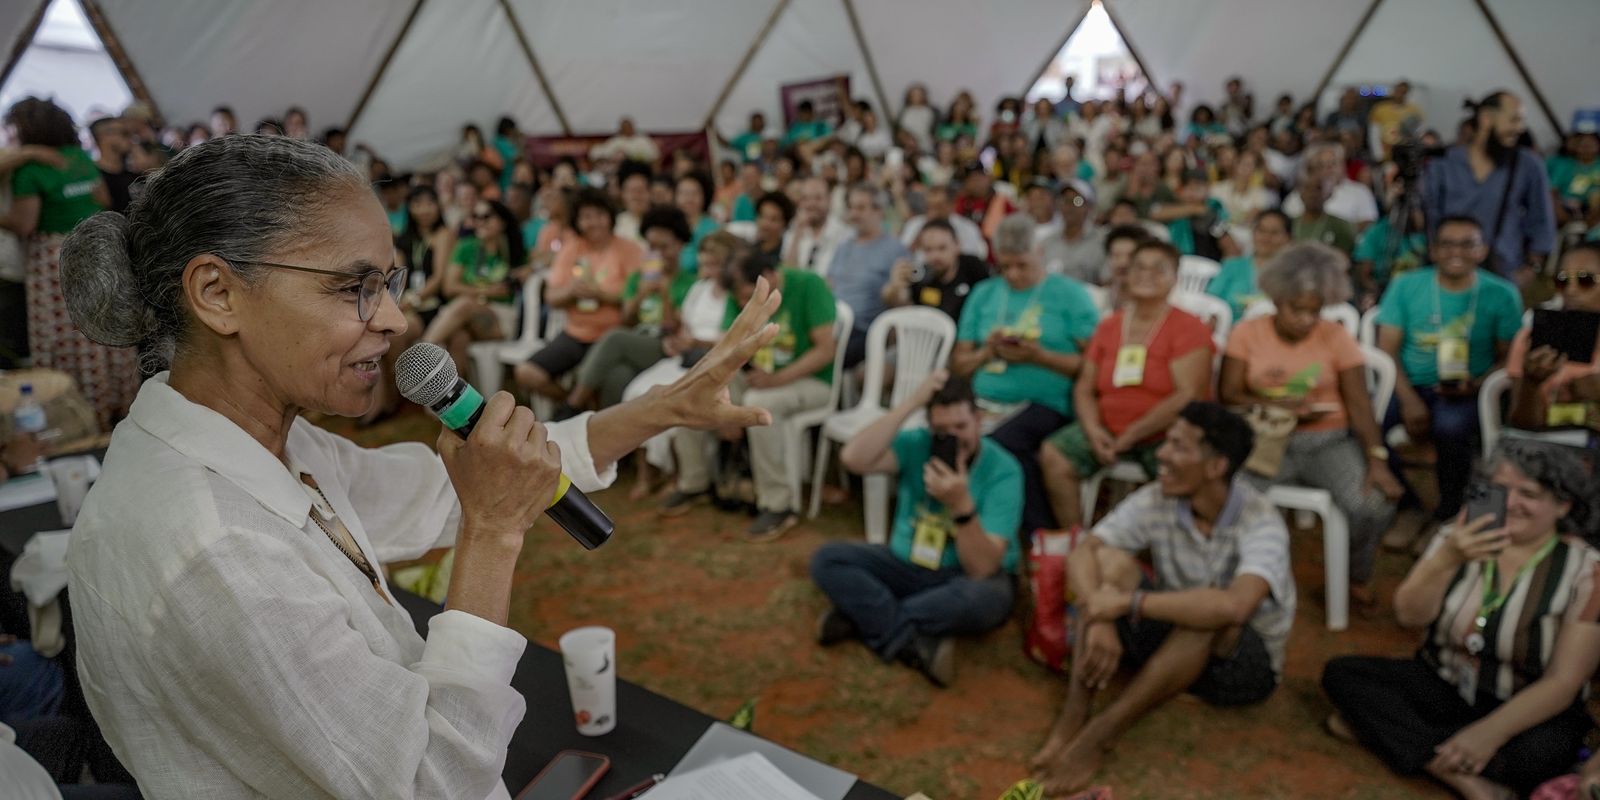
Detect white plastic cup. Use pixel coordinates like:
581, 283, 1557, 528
559, 626, 616, 736
48, 456, 96, 527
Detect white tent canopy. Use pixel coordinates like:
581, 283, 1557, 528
4, 0, 1594, 168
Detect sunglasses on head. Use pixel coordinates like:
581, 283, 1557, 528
1555, 271, 1597, 290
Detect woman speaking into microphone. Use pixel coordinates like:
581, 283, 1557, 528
56, 135, 779, 799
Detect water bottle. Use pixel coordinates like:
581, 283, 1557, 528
12, 383, 48, 474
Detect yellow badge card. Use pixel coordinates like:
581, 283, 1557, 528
1112, 344, 1148, 388
751, 346, 776, 373
910, 510, 951, 569
919, 286, 942, 307
1548, 402, 1586, 426
1437, 337, 1469, 382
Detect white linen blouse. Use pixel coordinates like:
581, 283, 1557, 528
66, 373, 615, 799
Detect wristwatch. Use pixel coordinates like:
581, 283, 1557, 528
951, 508, 977, 526
1367, 445, 1390, 461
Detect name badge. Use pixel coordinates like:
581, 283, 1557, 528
919, 286, 942, 307
1112, 345, 1148, 388
1437, 337, 1469, 382
1547, 401, 1586, 426
910, 510, 951, 570
752, 346, 776, 373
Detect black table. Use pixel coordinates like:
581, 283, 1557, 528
2, 492, 897, 800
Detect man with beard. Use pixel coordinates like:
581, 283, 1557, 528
883, 220, 991, 321
1422, 91, 1555, 285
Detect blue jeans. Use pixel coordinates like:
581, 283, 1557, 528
0, 640, 63, 726
1384, 385, 1480, 521
810, 542, 1014, 660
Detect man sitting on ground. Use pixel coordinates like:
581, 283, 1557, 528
1032, 402, 1295, 796
882, 219, 991, 321
812, 371, 1021, 687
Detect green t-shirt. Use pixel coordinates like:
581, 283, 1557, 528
731, 193, 757, 223
11, 147, 103, 234
1293, 214, 1356, 254
450, 237, 514, 302
888, 428, 1024, 574
1375, 267, 1523, 387
956, 274, 1101, 414
681, 214, 720, 274
387, 207, 408, 236
936, 121, 978, 143
722, 267, 838, 383
1548, 156, 1600, 209
729, 132, 764, 163
1352, 217, 1427, 287
782, 119, 833, 146
1166, 198, 1228, 256
1206, 255, 1263, 322
622, 268, 697, 327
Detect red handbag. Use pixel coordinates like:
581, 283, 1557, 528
1023, 527, 1082, 675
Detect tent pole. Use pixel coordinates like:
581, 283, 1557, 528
76, 0, 164, 124
0, 0, 48, 95
1021, 2, 1093, 99
500, 0, 572, 135
345, 0, 428, 135
840, 0, 894, 131
703, 0, 792, 135
1098, 0, 1157, 96
1309, 0, 1385, 107
1472, 0, 1564, 137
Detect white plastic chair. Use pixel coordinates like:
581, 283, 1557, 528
1079, 460, 1153, 526
1169, 290, 1233, 354
1241, 300, 1361, 339
806, 307, 957, 542
1478, 368, 1511, 457
1177, 255, 1222, 295
1358, 305, 1381, 348
1260, 344, 1396, 632
1082, 283, 1110, 315
467, 274, 543, 396
779, 301, 854, 514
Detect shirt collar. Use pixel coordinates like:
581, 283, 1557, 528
1177, 478, 1247, 538
126, 372, 312, 529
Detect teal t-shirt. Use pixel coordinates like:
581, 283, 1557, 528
521, 218, 546, 254
730, 132, 764, 163
1548, 156, 1600, 208
1167, 198, 1228, 256
731, 193, 757, 223
888, 428, 1024, 574
387, 207, 408, 236
1375, 267, 1523, 387
1352, 217, 1427, 287
956, 274, 1101, 414
1206, 255, 1263, 322
782, 119, 833, 146
722, 267, 838, 383
681, 214, 720, 273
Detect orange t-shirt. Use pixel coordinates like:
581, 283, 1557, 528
549, 235, 643, 342
1086, 308, 1215, 438
1225, 317, 1365, 432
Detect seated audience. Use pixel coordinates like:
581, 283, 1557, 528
1098, 224, 1154, 309
676, 170, 721, 273
1378, 216, 1523, 535
813, 372, 1022, 687
565, 206, 696, 412
515, 188, 643, 401
613, 160, 653, 245
589, 116, 659, 164
663, 252, 837, 538
783, 100, 834, 150
784, 176, 851, 274
1293, 171, 1357, 254
728, 162, 764, 223
1153, 170, 1233, 260
1221, 244, 1402, 606
752, 190, 793, 261
1209, 150, 1276, 225
1032, 403, 1294, 795
953, 214, 1100, 534
1206, 210, 1293, 321
1038, 180, 1107, 284
827, 184, 911, 366
1021, 177, 1062, 246
421, 199, 527, 371
728, 111, 768, 162
900, 181, 989, 259
529, 185, 575, 270
1507, 242, 1600, 436
882, 220, 991, 321
1039, 241, 1215, 529
1283, 142, 1380, 228
1323, 440, 1600, 799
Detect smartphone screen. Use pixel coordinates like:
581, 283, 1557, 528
516, 751, 610, 800
1463, 482, 1508, 533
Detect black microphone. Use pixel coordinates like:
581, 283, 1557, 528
395, 342, 614, 550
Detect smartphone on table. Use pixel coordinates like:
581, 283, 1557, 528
516, 750, 610, 800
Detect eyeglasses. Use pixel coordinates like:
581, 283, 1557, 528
1434, 238, 1483, 251
1555, 271, 1597, 290
243, 260, 409, 322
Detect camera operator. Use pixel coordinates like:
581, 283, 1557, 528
1422, 91, 1555, 288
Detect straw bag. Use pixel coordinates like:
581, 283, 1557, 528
1242, 404, 1298, 479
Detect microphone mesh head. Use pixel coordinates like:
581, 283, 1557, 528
394, 342, 459, 407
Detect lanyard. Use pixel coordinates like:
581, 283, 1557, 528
994, 279, 1044, 332
1431, 274, 1480, 332
1476, 535, 1558, 624
1120, 305, 1171, 349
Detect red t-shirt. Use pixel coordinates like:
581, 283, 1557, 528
1087, 308, 1215, 438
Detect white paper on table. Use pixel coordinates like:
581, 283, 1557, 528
0, 472, 55, 513
669, 723, 855, 800
646, 752, 823, 800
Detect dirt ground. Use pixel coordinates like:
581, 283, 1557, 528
339, 410, 1457, 799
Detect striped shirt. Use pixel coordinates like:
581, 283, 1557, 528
1091, 480, 1296, 675
1421, 533, 1600, 703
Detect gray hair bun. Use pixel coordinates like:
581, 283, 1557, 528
60, 211, 156, 348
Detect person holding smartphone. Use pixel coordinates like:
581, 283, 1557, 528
1323, 440, 1600, 800
811, 371, 1022, 688
1507, 241, 1600, 435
